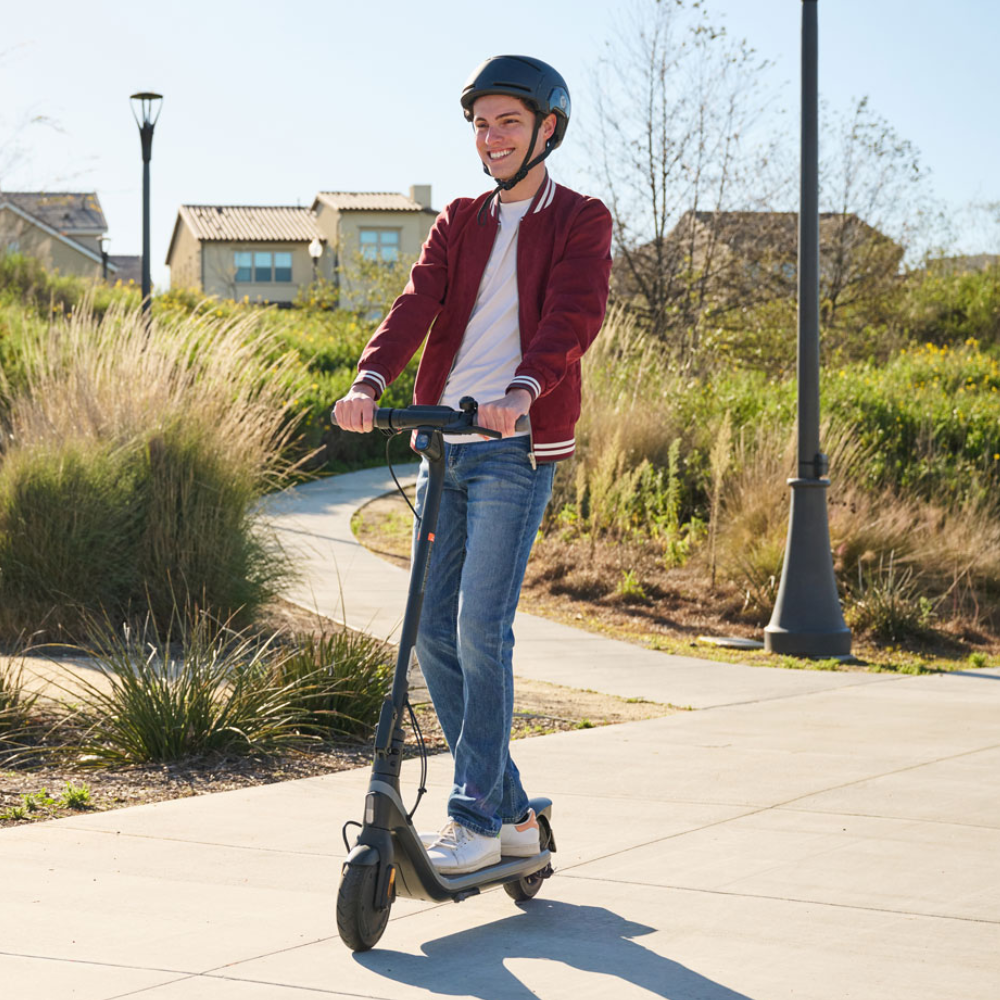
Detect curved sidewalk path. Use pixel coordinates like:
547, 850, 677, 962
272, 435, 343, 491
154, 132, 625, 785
262, 466, 889, 710
0, 467, 997, 999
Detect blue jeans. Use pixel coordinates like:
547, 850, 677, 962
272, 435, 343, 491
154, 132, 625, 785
412, 437, 555, 836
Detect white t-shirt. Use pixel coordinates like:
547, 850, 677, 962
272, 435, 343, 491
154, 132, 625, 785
442, 196, 533, 442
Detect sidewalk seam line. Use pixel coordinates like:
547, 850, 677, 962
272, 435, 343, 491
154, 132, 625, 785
553, 741, 1000, 874
557, 872, 1000, 926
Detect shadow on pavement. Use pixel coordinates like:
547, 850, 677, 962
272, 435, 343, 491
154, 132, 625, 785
356, 899, 756, 999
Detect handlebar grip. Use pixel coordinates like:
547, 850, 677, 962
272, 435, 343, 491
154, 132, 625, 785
361, 404, 531, 435
373, 405, 459, 431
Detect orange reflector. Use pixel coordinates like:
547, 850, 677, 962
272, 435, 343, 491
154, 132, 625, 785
428, 532, 435, 542
389, 868, 396, 887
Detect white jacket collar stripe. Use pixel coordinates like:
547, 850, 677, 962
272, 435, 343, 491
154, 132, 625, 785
533, 176, 554, 213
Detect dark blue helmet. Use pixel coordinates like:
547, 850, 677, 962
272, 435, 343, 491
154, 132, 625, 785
461, 55, 571, 149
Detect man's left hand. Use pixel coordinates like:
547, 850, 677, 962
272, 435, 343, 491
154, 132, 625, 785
477, 389, 532, 438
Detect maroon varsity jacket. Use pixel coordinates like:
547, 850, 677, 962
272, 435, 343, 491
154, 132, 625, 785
352, 173, 613, 464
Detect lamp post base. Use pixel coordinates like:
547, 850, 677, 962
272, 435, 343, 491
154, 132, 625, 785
764, 477, 852, 657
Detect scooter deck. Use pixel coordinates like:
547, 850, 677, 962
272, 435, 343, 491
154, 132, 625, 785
393, 846, 553, 902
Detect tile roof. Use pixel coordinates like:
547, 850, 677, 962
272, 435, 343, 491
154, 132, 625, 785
179, 205, 320, 242
314, 192, 430, 212
2, 191, 107, 233
686, 210, 891, 255
108, 255, 141, 284
0, 198, 106, 264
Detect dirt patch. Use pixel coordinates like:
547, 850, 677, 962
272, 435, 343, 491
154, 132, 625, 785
352, 488, 1000, 671
352, 488, 767, 644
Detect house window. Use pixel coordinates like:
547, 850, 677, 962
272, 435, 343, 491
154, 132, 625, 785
234, 249, 294, 283
254, 251, 272, 282
274, 252, 292, 282
359, 228, 400, 263
234, 251, 252, 282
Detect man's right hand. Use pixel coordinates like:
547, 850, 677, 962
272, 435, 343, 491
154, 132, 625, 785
332, 384, 377, 433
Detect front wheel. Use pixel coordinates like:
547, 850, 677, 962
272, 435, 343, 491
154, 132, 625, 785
337, 863, 391, 951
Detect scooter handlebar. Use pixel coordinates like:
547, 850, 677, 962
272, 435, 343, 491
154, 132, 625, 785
335, 397, 529, 437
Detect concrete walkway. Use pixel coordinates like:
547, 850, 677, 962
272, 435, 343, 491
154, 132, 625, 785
1, 468, 998, 999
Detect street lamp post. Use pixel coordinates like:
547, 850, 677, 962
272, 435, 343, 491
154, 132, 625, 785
308, 236, 324, 284
98, 235, 109, 282
763, 0, 852, 657
130, 92, 162, 315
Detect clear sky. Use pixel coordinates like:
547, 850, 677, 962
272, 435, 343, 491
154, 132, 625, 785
2, 0, 997, 290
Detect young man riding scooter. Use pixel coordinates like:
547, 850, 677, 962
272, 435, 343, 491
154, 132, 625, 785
334, 54, 612, 874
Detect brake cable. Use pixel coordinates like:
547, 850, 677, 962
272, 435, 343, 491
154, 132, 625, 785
383, 430, 420, 524
379, 427, 429, 820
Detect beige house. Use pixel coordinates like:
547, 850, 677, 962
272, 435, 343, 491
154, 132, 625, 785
166, 185, 436, 307
613, 209, 903, 324
166, 205, 326, 304
312, 186, 435, 308
0, 191, 119, 279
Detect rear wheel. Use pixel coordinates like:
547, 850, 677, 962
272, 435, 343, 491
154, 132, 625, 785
337, 863, 391, 951
503, 819, 553, 902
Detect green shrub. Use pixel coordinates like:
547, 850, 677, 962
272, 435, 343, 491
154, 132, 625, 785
615, 569, 648, 602
0, 657, 38, 743
60, 781, 92, 809
825, 340, 1000, 507
63, 611, 313, 766
272, 628, 392, 739
900, 264, 1000, 348
0, 251, 135, 323
0, 297, 305, 640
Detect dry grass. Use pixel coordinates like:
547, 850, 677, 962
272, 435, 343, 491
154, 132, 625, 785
711, 418, 1000, 639
0, 296, 309, 638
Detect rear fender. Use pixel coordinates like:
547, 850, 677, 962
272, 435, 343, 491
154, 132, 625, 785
528, 796, 556, 853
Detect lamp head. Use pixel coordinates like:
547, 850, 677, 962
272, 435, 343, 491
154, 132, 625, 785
130, 92, 163, 128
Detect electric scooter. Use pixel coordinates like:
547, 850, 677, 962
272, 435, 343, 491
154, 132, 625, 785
334, 397, 556, 952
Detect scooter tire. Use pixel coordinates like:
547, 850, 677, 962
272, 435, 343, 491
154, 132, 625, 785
337, 863, 391, 952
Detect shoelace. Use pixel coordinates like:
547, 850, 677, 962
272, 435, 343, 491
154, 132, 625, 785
427, 821, 468, 851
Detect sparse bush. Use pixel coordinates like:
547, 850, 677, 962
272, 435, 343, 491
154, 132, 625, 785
844, 552, 936, 642
615, 569, 648, 602
60, 781, 92, 809
62, 611, 314, 766
0, 657, 38, 748
272, 628, 392, 739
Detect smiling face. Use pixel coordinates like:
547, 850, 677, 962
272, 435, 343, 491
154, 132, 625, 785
472, 94, 555, 183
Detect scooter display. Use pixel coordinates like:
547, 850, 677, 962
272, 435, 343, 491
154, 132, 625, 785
335, 397, 556, 952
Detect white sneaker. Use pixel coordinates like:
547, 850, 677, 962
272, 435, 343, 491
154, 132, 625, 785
500, 808, 541, 857
423, 820, 501, 874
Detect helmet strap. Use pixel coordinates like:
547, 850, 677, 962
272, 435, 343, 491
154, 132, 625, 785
477, 112, 552, 225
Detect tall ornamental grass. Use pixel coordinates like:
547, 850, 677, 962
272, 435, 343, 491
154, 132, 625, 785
45, 611, 394, 766
60, 611, 311, 765
0, 297, 308, 640
272, 628, 392, 739
550, 305, 1000, 636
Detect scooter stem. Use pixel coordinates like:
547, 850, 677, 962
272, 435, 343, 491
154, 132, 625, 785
373, 428, 445, 759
